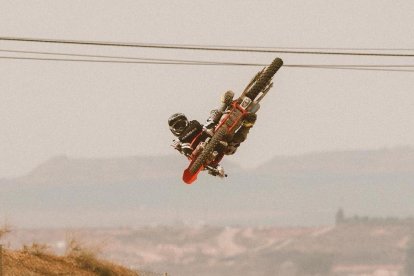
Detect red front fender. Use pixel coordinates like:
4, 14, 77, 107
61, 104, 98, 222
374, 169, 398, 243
183, 162, 204, 184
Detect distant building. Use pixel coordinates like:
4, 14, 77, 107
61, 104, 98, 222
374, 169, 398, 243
335, 208, 345, 225
334, 208, 414, 226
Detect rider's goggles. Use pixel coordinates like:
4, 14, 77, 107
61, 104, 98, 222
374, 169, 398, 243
171, 119, 188, 134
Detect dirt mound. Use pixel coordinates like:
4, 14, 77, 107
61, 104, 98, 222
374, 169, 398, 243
2, 246, 138, 276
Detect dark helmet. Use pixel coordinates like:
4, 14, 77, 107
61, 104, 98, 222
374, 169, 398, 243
168, 113, 189, 136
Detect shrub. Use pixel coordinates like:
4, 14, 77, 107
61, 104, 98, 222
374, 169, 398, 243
22, 243, 51, 257
65, 238, 114, 276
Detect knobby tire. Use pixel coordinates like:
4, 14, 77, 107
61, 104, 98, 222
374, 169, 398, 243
245, 58, 283, 100
189, 127, 227, 175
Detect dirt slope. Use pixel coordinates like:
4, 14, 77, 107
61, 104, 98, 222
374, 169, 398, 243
2, 247, 138, 276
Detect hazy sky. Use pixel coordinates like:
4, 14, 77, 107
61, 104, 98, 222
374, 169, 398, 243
1, 1, 413, 177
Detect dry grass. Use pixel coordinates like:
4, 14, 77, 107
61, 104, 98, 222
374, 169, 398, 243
1, 236, 139, 276
22, 242, 51, 257
66, 238, 111, 275
65, 237, 138, 276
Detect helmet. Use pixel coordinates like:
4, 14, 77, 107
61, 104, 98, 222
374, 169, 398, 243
168, 113, 189, 136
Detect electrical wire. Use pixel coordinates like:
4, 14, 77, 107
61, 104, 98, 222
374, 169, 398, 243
2, 55, 414, 72
2, 49, 414, 68
1, 36, 414, 57
0, 49, 266, 65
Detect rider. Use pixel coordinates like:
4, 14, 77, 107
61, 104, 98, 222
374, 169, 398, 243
168, 112, 207, 157
168, 91, 257, 157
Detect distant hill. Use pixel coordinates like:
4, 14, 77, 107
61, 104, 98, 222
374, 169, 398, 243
0, 148, 413, 228
11, 147, 414, 185
15, 155, 187, 185
257, 147, 414, 174
15, 154, 242, 186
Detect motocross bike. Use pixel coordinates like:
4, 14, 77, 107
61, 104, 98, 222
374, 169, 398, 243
183, 57, 283, 184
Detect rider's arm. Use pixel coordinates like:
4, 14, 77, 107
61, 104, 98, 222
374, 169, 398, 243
181, 143, 193, 157
172, 138, 193, 157
172, 138, 183, 152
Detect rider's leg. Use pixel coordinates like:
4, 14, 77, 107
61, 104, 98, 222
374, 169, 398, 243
211, 90, 235, 123
205, 90, 235, 132
224, 113, 257, 155
232, 112, 257, 144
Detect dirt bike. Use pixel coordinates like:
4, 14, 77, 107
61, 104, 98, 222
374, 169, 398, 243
182, 58, 283, 184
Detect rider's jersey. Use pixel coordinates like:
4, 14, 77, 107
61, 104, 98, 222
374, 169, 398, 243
177, 120, 206, 156
178, 120, 203, 143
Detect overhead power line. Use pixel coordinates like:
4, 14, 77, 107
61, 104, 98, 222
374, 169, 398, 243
0, 49, 265, 65
1, 36, 414, 57
3, 48, 414, 68
205, 45, 414, 52
2, 55, 414, 72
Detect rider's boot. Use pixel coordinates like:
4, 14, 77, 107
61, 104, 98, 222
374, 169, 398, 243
219, 90, 234, 111
204, 91, 235, 136
224, 143, 239, 155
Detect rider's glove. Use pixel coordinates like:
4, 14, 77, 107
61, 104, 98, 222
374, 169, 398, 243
172, 139, 182, 150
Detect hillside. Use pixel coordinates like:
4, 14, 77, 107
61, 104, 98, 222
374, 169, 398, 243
14, 147, 414, 185
257, 147, 414, 174
14, 155, 242, 186
3, 222, 413, 276
15, 155, 186, 185
2, 246, 138, 276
